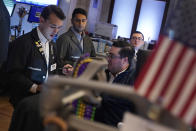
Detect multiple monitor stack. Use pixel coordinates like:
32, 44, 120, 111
28, 6, 44, 23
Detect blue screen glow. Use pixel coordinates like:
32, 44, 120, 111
15, 0, 58, 6
111, 0, 137, 38
136, 0, 166, 41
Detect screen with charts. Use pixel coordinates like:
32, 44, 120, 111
15, 0, 58, 6
28, 6, 44, 23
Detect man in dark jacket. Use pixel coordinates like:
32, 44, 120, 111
56, 8, 96, 67
0, 0, 10, 94
0, 0, 10, 67
130, 31, 145, 51
7, 5, 65, 108
95, 41, 136, 127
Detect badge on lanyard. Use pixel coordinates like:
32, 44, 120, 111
50, 63, 57, 71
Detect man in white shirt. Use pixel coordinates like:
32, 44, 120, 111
130, 31, 145, 51
130, 31, 152, 79
130, 31, 145, 63
7, 5, 66, 108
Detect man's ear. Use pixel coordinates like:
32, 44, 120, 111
39, 16, 45, 24
122, 57, 129, 64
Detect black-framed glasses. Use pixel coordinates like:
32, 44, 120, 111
131, 36, 143, 41
106, 52, 121, 59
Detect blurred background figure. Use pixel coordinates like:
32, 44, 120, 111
130, 31, 145, 51
0, 0, 10, 94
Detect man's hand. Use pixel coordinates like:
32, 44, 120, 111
36, 84, 42, 92
30, 84, 42, 93
62, 64, 73, 76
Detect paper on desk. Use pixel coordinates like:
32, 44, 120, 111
120, 112, 176, 131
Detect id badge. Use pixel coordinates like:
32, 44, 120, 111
50, 63, 57, 71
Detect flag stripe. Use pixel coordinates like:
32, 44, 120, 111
183, 93, 196, 125
136, 36, 171, 97
158, 44, 187, 101
145, 39, 175, 99
134, 36, 164, 90
161, 48, 195, 108
192, 115, 196, 128
167, 52, 196, 111
134, 33, 196, 127
149, 42, 183, 102
179, 84, 196, 118
171, 59, 196, 116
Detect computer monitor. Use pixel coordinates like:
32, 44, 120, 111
28, 6, 44, 23
15, 0, 58, 6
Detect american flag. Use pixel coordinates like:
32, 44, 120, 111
134, 0, 196, 128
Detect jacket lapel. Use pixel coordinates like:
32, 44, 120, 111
68, 29, 83, 53
83, 36, 88, 53
72, 35, 83, 53
31, 28, 47, 66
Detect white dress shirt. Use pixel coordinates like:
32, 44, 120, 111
30, 27, 49, 93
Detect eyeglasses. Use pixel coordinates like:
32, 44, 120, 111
131, 36, 143, 41
106, 52, 121, 59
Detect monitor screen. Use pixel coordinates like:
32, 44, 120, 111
15, 0, 58, 6
28, 6, 44, 23
3, 0, 15, 16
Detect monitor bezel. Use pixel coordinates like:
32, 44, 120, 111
14, 0, 59, 6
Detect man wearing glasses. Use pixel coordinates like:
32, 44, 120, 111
130, 31, 152, 79
130, 31, 145, 51
130, 31, 146, 62
106, 41, 135, 83
95, 41, 136, 127
56, 8, 96, 70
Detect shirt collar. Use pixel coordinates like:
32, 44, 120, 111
135, 49, 138, 55
71, 27, 85, 40
37, 27, 49, 44
115, 66, 129, 77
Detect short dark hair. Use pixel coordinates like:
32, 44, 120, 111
131, 31, 144, 40
112, 41, 135, 65
72, 8, 87, 19
41, 5, 65, 20
112, 40, 131, 48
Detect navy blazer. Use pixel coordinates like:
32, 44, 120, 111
95, 67, 136, 127
0, 0, 10, 64
7, 28, 58, 106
